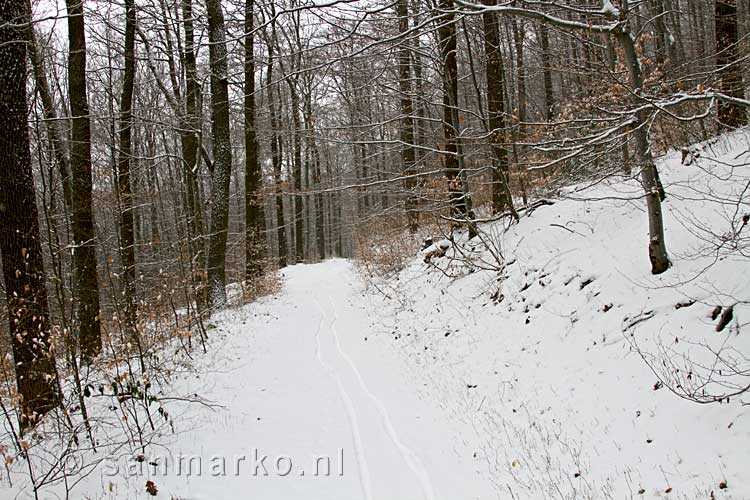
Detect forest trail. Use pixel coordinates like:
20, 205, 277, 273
120, 260, 485, 500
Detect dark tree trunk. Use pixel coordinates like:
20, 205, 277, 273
397, 0, 419, 233
0, 0, 60, 430
437, 0, 472, 232
65, 0, 102, 361
716, 0, 747, 128
245, 0, 265, 280
205, 0, 233, 307
181, 0, 206, 305
289, 80, 305, 263
266, 23, 288, 268
538, 23, 554, 121
117, 0, 137, 336
483, 0, 517, 217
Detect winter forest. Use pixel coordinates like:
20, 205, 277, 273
0, 0, 749, 498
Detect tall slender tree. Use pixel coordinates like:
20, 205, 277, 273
65, 0, 102, 360
245, 0, 265, 280
117, 0, 138, 336
397, 0, 419, 233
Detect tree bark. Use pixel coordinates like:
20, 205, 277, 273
483, 0, 517, 217
245, 0, 265, 280
616, 2, 671, 274
0, 0, 60, 430
65, 0, 102, 361
397, 0, 419, 233
205, 0, 233, 307
266, 20, 288, 268
181, 0, 206, 306
437, 0, 473, 233
117, 0, 138, 337
716, 0, 747, 128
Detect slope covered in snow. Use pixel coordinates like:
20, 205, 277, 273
358, 130, 750, 499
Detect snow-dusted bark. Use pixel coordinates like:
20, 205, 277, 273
0, 0, 59, 430
205, 0, 233, 307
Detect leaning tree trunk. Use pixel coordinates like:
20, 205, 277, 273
715, 0, 747, 129
616, 2, 671, 274
0, 0, 60, 431
205, 0, 233, 307
65, 0, 102, 361
483, 0, 517, 217
244, 0, 265, 280
26, 19, 74, 212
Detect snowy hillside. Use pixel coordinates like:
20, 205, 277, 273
2, 133, 748, 500
357, 130, 750, 499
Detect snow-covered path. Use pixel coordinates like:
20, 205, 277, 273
104, 260, 488, 500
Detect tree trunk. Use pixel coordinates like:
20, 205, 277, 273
245, 0, 265, 280
26, 18, 74, 213
483, 0, 517, 217
538, 23, 554, 121
437, 0, 473, 233
716, 0, 747, 128
397, 0, 419, 233
65, 0, 102, 361
117, 0, 138, 337
205, 0, 233, 307
289, 80, 305, 263
181, 0, 206, 306
0, 0, 60, 430
267, 22, 288, 269
616, 3, 671, 274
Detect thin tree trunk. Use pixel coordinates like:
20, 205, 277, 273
245, 0, 264, 280
65, 0, 102, 361
616, 1, 670, 274
266, 21, 288, 268
117, 0, 138, 338
397, 0, 418, 233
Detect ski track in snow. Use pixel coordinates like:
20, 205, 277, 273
313, 299, 374, 500
320, 295, 437, 500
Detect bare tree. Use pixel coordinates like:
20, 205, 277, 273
245, 0, 265, 280
65, 0, 102, 360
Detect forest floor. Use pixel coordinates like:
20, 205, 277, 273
3, 132, 750, 500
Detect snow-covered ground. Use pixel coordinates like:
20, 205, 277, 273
2, 132, 748, 499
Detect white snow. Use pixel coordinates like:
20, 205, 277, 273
601, 0, 620, 18
2, 131, 749, 499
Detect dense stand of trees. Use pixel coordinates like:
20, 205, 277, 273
0, 0, 748, 430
